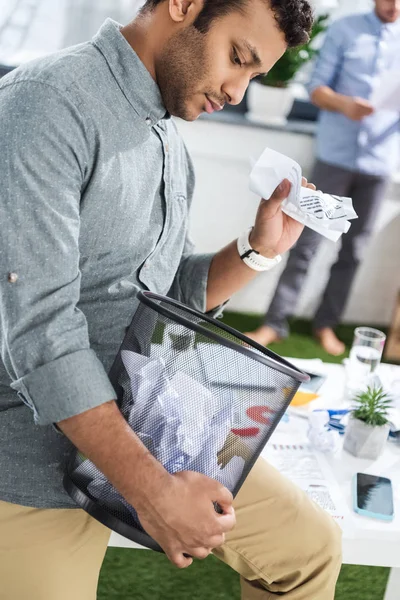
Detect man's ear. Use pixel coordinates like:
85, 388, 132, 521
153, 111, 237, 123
168, 0, 204, 24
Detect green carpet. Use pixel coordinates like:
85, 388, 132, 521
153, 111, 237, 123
98, 313, 390, 599
99, 551, 390, 600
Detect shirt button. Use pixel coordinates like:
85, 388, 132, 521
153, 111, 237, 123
145, 117, 152, 125
165, 143, 169, 153
8, 272, 18, 283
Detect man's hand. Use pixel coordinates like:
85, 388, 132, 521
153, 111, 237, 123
58, 402, 234, 570
249, 177, 316, 258
311, 87, 375, 121
134, 470, 235, 569
205, 177, 317, 309
340, 96, 374, 121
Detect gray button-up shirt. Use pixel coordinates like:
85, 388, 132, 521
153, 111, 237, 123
0, 19, 216, 508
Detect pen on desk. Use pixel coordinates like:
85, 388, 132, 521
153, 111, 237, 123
326, 409, 349, 417
320, 409, 349, 435
327, 419, 346, 434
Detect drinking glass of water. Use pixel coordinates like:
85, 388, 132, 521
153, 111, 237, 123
346, 327, 386, 397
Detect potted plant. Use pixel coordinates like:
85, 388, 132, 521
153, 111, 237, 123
247, 14, 329, 124
343, 386, 392, 460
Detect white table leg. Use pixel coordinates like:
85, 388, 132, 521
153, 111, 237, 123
384, 568, 400, 600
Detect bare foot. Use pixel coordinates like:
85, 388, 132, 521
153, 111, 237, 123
314, 327, 345, 356
243, 325, 281, 347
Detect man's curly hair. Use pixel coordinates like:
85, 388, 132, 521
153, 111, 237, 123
269, 0, 313, 46
140, 0, 313, 47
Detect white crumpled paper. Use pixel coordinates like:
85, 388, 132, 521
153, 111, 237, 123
250, 147, 358, 242
121, 350, 242, 487
81, 351, 246, 517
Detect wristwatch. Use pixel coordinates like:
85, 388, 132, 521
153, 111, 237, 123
237, 228, 282, 272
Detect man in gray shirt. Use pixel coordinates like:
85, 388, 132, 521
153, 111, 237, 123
0, 1, 341, 599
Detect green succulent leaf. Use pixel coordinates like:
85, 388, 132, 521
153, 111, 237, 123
351, 386, 393, 427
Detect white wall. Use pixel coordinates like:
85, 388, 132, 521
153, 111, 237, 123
312, 0, 373, 17
332, 0, 373, 18
0, 0, 374, 66
0, 0, 142, 65
176, 118, 400, 325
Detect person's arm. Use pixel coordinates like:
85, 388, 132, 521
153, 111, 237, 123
0, 80, 115, 425
311, 85, 374, 121
58, 402, 235, 568
169, 178, 315, 313
0, 80, 235, 567
168, 149, 314, 315
205, 178, 315, 311
307, 19, 374, 122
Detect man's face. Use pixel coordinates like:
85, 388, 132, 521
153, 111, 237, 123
375, 0, 400, 23
155, 0, 287, 121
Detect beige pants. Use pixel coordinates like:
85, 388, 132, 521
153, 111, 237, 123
0, 458, 342, 600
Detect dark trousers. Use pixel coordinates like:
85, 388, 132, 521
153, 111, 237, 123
264, 160, 388, 337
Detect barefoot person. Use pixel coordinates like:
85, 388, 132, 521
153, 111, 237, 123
247, 0, 400, 356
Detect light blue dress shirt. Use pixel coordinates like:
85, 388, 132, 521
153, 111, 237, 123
308, 11, 400, 177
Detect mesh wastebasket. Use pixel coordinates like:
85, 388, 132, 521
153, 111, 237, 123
64, 291, 309, 551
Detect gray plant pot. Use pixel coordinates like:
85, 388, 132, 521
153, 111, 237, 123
343, 416, 390, 460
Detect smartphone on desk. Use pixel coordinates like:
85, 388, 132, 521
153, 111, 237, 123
353, 473, 394, 522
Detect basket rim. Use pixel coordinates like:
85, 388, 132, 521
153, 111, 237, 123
138, 291, 310, 383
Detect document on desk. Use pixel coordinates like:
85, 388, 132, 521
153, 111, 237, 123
263, 443, 352, 531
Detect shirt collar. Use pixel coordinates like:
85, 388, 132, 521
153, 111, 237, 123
92, 19, 169, 125
366, 10, 400, 36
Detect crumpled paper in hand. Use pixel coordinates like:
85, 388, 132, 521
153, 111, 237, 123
249, 147, 358, 242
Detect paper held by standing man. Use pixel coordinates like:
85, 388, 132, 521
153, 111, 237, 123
249, 148, 358, 242
371, 69, 400, 112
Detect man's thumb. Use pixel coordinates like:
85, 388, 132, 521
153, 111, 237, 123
270, 178, 291, 202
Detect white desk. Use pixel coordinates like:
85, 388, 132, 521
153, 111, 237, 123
109, 360, 400, 599
267, 360, 400, 600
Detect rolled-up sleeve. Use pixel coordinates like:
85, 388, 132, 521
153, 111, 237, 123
307, 20, 345, 96
0, 80, 116, 426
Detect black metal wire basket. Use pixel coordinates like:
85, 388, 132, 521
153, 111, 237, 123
64, 291, 309, 551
